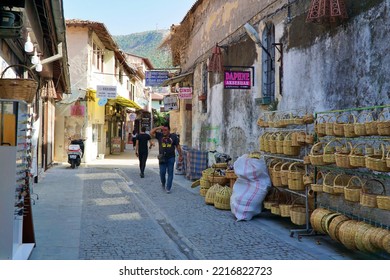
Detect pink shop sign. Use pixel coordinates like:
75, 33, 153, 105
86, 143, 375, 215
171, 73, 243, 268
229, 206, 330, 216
224, 70, 251, 89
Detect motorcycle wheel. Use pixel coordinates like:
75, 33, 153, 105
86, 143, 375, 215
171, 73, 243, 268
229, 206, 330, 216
71, 161, 76, 169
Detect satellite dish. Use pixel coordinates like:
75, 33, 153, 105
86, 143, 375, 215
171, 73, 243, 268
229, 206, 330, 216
244, 23, 261, 45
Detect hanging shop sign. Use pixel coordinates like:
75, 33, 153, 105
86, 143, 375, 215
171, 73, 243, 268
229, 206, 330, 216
96, 85, 117, 98
145, 71, 169, 87
70, 105, 85, 116
163, 95, 178, 111
129, 113, 137, 122
178, 87, 193, 99
224, 70, 251, 89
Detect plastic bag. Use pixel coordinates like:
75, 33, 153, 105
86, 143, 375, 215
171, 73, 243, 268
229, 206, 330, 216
230, 154, 271, 221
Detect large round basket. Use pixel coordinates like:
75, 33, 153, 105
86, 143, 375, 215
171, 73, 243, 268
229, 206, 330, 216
382, 233, 390, 254
310, 208, 332, 234
354, 222, 375, 252
328, 214, 350, 242
214, 186, 232, 210
369, 227, 390, 251
361, 227, 381, 253
0, 64, 38, 104
338, 220, 359, 250
205, 184, 224, 205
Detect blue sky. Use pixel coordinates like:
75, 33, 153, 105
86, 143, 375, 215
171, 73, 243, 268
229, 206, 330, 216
63, 0, 197, 35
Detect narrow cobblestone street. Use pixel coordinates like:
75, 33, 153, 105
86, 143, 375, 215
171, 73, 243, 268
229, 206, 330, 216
29, 147, 386, 260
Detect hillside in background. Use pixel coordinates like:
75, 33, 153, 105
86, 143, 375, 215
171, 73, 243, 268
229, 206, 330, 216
114, 30, 172, 69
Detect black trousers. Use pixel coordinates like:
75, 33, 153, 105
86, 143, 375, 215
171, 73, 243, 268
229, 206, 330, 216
139, 153, 148, 174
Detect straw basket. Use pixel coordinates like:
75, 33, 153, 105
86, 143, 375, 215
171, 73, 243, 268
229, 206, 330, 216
354, 222, 375, 252
364, 112, 378, 135
214, 186, 232, 210
365, 144, 390, 172
283, 132, 300, 156
257, 115, 269, 128
315, 115, 327, 136
333, 113, 347, 137
310, 208, 333, 234
290, 204, 307, 225
263, 187, 280, 210
287, 162, 305, 191
276, 133, 285, 154
269, 133, 278, 154
344, 176, 363, 202
323, 140, 341, 164
292, 131, 305, 147
361, 227, 381, 253
325, 115, 336, 136
369, 227, 390, 251
343, 113, 357, 137
376, 194, 390, 211
279, 196, 294, 218
0, 64, 38, 103
279, 162, 291, 187
334, 142, 354, 169
349, 143, 369, 168
270, 203, 281, 215
322, 172, 338, 195
332, 174, 351, 195
328, 214, 350, 242
360, 179, 385, 208
353, 111, 368, 136
338, 220, 359, 250
309, 142, 327, 166
259, 132, 269, 152
205, 184, 224, 205
310, 171, 325, 192
387, 150, 390, 169
271, 162, 283, 187
382, 233, 390, 253
303, 113, 314, 124
208, 171, 228, 186
377, 110, 390, 136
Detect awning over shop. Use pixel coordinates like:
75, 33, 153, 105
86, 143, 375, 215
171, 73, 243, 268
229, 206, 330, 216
109, 96, 143, 110
160, 72, 193, 87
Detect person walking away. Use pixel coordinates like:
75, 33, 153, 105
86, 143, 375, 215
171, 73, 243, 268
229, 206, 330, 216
131, 130, 137, 150
135, 127, 154, 178
150, 125, 183, 193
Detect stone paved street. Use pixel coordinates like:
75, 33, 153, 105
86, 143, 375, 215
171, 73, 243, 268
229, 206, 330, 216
29, 147, 388, 260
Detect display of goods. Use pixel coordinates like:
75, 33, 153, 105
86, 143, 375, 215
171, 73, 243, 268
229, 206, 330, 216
376, 194, 390, 211
364, 112, 378, 135
361, 227, 381, 253
214, 186, 232, 210
205, 184, 224, 205
369, 227, 390, 251
344, 176, 363, 202
335, 142, 354, 169
310, 171, 324, 192
332, 174, 351, 195
322, 172, 337, 195
349, 143, 370, 168
338, 220, 359, 250
270, 203, 281, 216
354, 222, 375, 252
377, 110, 390, 136
325, 115, 336, 136
271, 161, 283, 187
309, 142, 327, 166
360, 179, 385, 208
283, 132, 300, 156
315, 116, 327, 136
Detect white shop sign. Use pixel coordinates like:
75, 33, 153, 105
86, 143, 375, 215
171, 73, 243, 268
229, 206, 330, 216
96, 85, 117, 98
178, 87, 193, 100
163, 95, 178, 111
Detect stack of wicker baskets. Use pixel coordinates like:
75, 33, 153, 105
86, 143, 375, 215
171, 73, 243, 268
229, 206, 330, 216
200, 168, 214, 196
214, 186, 232, 210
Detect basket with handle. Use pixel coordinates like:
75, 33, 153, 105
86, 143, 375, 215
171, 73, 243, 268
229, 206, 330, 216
377, 109, 390, 136
323, 139, 342, 164
332, 174, 351, 195
279, 194, 295, 217
325, 115, 336, 136
303, 112, 314, 124
259, 132, 269, 152
309, 142, 327, 166
214, 186, 233, 210
343, 112, 357, 137
269, 132, 278, 154
387, 150, 390, 169
353, 111, 368, 136
315, 115, 327, 137
335, 141, 355, 169
0, 64, 38, 103
310, 171, 325, 192
322, 172, 338, 194
280, 162, 292, 186
283, 132, 301, 156
208, 169, 228, 186
360, 179, 385, 208
276, 132, 286, 154
376, 192, 390, 211
344, 176, 364, 202
364, 111, 378, 135
291, 131, 305, 147
287, 162, 305, 191
205, 183, 224, 205
271, 161, 283, 187
349, 143, 370, 168
263, 187, 280, 210
333, 113, 347, 137
290, 203, 308, 225
365, 143, 390, 172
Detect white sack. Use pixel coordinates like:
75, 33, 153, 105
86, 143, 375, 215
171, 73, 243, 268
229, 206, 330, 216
230, 154, 271, 221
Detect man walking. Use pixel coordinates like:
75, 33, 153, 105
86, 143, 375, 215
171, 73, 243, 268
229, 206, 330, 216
135, 127, 153, 178
150, 125, 183, 193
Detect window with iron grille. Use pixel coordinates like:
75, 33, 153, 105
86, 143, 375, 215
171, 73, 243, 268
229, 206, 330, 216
262, 23, 275, 102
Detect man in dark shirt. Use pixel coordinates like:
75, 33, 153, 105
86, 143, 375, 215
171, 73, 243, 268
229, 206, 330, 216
150, 125, 183, 193
135, 126, 153, 178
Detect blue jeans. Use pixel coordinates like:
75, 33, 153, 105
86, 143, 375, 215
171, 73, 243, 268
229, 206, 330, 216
159, 156, 176, 191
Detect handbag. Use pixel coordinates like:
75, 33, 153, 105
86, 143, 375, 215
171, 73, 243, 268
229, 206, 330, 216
157, 154, 166, 164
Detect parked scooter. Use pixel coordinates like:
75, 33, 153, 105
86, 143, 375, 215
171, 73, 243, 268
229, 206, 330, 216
67, 138, 85, 169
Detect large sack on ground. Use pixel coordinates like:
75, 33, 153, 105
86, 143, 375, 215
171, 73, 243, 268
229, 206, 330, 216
230, 154, 271, 221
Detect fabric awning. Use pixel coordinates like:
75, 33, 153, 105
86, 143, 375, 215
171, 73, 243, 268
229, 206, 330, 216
160, 72, 193, 87
109, 96, 143, 110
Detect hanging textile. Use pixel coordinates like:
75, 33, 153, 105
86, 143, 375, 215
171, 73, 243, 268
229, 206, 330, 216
208, 44, 224, 73
306, 0, 348, 23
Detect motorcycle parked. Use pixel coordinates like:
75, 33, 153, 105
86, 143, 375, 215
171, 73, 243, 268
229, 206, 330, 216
67, 139, 85, 169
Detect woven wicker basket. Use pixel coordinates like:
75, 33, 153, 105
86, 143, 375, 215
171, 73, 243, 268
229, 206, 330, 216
332, 174, 351, 195
315, 115, 327, 136
365, 144, 390, 172
344, 113, 357, 137
377, 110, 390, 136
290, 204, 307, 225
354, 222, 375, 252
335, 141, 355, 169
280, 162, 291, 186
283, 132, 301, 156
328, 214, 350, 242
276, 133, 285, 154
271, 161, 283, 187
322, 172, 338, 195
349, 143, 369, 168
269, 133, 278, 154
309, 142, 327, 166
325, 115, 336, 136
364, 112, 378, 135
0, 64, 38, 104
369, 227, 390, 250
333, 113, 347, 137
208, 172, 228, 186
344, 176, 363, 202
376, 195, 390, 211
270, 203, 281, 216
323, 140, 342, 164
310, 171, 325, 192
338, 220, 359, 250
287, 162, 305, 191
310, 208, 333, 234
214, 186, 232, 210
360, 179, 385, 208
382, 233, 390, 253
205, 184, 224, 205
353, 111, 368, 136
361, 227, 381, 253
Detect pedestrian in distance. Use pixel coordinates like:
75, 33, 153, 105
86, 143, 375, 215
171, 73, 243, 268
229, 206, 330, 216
135, 127, 154, 178
150, 125, 183, 193
131, 130, 137, 150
